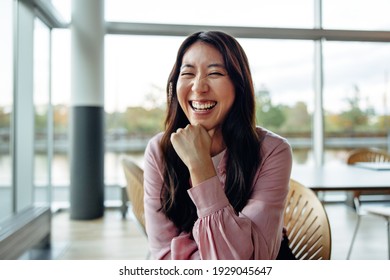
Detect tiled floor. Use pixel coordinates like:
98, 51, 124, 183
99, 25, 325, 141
43, 202, 389, 260
51, 210, 149, 260
325, 202, 389, 260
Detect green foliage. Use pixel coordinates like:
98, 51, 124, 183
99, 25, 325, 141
35, 108, 48, 132
0, 107, 11, 129
106, 106, 165, 135
256, 104, 286, 129
280, 102, 311, 133
255, 87, 286, 130
325, 87, 380, 134
254, 85, 389, 136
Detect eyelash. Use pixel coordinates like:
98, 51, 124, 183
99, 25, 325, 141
209, 72, 223, 76
180, 72, 224, 77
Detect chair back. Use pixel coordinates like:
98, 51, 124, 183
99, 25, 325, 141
284, 179, 332, 260
346, 148, 390, 164
121, 157, 146, 236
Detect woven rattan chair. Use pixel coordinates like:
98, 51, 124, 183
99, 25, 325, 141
121, 157, 147, 237
346, 148, 390, 165
346, 148, 390, 201
284, 179, 332, 260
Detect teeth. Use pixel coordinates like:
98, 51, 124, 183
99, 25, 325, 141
191, 101, 217, 110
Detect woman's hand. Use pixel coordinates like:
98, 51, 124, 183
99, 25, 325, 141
170, 124, 217, 186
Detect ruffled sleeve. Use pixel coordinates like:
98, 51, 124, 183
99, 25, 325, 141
188, 134, 292, 260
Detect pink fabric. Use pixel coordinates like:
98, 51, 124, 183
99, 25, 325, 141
143, 127, 292, 260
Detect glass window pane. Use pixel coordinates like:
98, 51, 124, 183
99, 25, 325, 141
105, 35, 180, 186
239, 39, 314, 165
34, 19, 51, 206
52, 28, 71, 207
105, 0, 314, 28
0, 0, 13, 221
323, 42, 390, 164
323, 0, 390, 31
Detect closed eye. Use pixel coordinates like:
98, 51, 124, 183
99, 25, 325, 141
180, 72, 195, 76
208, 72, 224, 76
179, 72, 196, 79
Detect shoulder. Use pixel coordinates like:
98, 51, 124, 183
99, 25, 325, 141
253, 127, 292, 192
256, 126, 291, 149
144, 132, 164, 166
145, 132, 164, 155
144, 132, 165, 180
256, 126, 292, 160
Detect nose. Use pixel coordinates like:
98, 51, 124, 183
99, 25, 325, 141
191, 76, 208, 94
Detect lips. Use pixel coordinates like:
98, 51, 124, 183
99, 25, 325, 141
190, 100, 217, 111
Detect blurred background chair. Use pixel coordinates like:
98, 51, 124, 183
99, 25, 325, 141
345, 148, 390, 259
284, 179, 332, 260
346, 148, 390, 208
121, 156, 149, 258
346, 148, 390, 165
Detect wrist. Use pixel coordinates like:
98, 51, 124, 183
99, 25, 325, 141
188, 159, 216, 187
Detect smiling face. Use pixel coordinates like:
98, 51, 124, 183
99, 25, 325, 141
176, 41, 235, 133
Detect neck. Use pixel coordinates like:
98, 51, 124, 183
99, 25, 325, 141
210, 129, 225, 157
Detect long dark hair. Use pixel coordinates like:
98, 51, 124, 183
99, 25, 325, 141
159, 31, 261, 232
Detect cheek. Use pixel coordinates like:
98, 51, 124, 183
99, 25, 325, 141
176, 79, 189, 94
176, 85, 187, 110
224, 86, 236, 111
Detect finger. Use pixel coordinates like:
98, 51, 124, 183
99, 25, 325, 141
170, 132, 177, 142
193, 123, 206, 132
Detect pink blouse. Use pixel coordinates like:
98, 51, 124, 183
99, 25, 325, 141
143, 127, 292, 260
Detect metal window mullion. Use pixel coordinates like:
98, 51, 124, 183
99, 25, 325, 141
313, 0, 324, 166
12, 0, 20, 214
105, 22, 390, 42
47, 28, 53, 209
313, 40, 324, 166
21, 0, 68, 29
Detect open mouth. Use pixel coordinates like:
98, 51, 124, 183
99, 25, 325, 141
190, 101, 217, 111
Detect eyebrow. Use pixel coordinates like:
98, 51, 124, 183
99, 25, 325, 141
180, 63, 226, 70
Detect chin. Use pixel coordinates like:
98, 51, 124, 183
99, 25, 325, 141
190, 121, 211, 129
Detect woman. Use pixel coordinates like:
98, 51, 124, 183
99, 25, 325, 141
143, 31, 292, 259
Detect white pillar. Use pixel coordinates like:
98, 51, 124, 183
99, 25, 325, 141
70, 0, 105, 219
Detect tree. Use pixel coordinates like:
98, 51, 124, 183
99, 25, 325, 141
281, 102, 311, 133
0, 107, 11, 129
255, 86, 286, 130
338, 85, 370, 132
